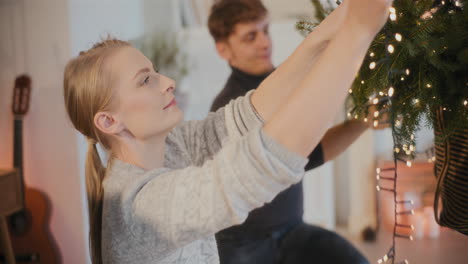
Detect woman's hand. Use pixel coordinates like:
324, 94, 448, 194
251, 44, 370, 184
312, 0, 350, 42
345, 0, 393, 36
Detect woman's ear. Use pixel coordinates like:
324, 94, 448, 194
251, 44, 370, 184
94, 111, 124, 136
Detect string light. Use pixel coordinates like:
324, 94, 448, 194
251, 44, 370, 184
397, 209, 415, 215
379, 91, 385, 96
378, 175, 395, 181
405, 69, 410, 75
374, 120, 379, 128
370, 62, 377, 69
373, 98, 380, 104
349, 89, 353, 94
374, 111, 380, 118
389, 7, 397, 21
361, 80, 365, 84
370, 52, 375, 57
426, 83, 432, 88
388, 44, 395, 53
388, 87, 395, 97
397, 200, 414, 205
395, 33, 402, 42
396, 224, 415, 230
376, 186, 395, 192
406, 161, 412, 167
347, 112, 352, 118
401, 77, 405, 81
364, 117, 368, 122
464, 100, 467, 106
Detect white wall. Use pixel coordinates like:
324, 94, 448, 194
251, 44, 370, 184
0, 0, 87, 263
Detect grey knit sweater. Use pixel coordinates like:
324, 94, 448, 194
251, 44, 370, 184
101, 91, 308, 263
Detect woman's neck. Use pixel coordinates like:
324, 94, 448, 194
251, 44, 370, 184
115, 135, 166, 170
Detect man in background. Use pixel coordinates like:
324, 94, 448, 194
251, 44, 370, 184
208, 1, 373, 263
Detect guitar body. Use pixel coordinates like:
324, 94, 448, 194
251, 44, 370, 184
0, 75, 60, 263
8, 187, 60, 264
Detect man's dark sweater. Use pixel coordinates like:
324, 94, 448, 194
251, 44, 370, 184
212, 66, 325, 239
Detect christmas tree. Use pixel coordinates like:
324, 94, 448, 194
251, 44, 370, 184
298, 1, 468, 263
298, 0, 467, 149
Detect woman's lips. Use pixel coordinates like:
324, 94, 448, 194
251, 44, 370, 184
163, 98, 177, 110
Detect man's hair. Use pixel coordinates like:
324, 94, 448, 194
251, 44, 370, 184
208, 0, 268, 42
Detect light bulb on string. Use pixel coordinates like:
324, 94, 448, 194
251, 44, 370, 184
370, 62, 376, 70
426, 83, 432, 88
387, 44, 395, 53
388, 87, 395, 97
406, 69, 410, 75
348, 89, 353, 94
395, 33, 402, 42
464, 100, 467, 106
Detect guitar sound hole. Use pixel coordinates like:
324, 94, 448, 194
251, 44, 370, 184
9, 211, 31, 236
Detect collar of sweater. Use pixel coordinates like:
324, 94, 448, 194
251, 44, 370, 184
230, 66, 273, 92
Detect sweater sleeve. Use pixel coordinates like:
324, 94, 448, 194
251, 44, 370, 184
172, 90, 263, 166
128, 127, 307, 256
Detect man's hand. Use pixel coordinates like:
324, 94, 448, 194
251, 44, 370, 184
366, 104, 391, 130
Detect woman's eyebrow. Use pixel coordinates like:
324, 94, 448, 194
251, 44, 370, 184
133, 67, 151, 80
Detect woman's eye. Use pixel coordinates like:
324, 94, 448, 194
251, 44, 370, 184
142, 76, 150, 85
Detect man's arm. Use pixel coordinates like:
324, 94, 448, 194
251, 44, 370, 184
321, 120, 369, 162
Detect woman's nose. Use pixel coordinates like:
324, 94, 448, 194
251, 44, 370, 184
166, 86, 174, 93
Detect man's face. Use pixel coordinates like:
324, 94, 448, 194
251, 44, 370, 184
217, 17, 273, 75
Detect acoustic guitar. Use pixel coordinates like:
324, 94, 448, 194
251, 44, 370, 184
0, 75, 60, 264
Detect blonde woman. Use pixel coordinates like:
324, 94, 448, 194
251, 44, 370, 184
63, 0, 392, 263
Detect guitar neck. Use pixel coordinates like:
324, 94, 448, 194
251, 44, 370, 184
13, 117, 25, 189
